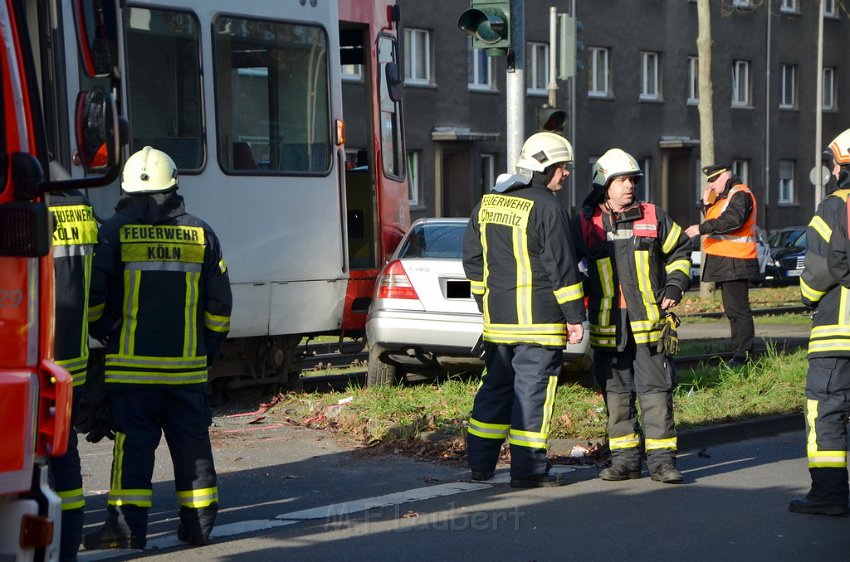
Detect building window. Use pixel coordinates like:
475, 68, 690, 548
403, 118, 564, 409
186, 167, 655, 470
732, 60, 751, 107
732, 159, 750, 185
404, 28, 431, 85
480, 154, 495, 195
468, 40, 494, 91
823, 67, 836, 111
688, 56, 699, 104
527, 42, 548, 95
407, 151, 420, 206
341, 64, 362, 81
780, 0, 799, 13
779, 64, 797, 109
640, 51, 661, 101
825, 0, 836, 17
640, 158, 651, 202
778, 160, 795, 204
589, 47, 610, 97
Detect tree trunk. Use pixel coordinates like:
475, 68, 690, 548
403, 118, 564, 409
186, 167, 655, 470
697, 0, 715, 299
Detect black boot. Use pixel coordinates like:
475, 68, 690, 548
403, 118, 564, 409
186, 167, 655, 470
600, 463, 641, 481
650, 462, 683, 484
177, 504, 217, 546
83, 505, 147, 550
789, 497, 849, 516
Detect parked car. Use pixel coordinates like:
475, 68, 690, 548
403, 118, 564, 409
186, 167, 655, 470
690, 226, 770, 284
365, 217, 591, 386
764, 226, 807, 284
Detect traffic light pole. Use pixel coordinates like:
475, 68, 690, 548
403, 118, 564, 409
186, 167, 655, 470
506, 0, 524, 167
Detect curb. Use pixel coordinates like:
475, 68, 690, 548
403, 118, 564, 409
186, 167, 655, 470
549, 412, 804, 456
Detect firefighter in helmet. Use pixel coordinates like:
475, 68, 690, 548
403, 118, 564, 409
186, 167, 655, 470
46, 161, 99, 560
572, 148, 691, 484
789, 128, 850, 516
463, 132, 585, 488
85, 147, 232, 549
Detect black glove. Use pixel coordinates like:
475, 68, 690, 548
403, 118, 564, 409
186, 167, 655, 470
75, 347, 116, 443
471, 335, 486, 361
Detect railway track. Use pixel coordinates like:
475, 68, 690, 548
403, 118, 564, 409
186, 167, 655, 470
297, 340, 807, 393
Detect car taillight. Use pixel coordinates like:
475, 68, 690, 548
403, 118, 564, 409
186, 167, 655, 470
378, 260, 419, 299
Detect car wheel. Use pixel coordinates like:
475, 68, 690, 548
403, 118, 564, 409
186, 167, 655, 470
367, 345, 399, 387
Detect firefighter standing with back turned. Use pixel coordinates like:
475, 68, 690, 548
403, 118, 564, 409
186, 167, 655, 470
84, 147, 232, 549
685, 164, 760, 367
47, 162, 99, 561
573, 148, 691, 484
463, 132, 585, 488
789, 128, 850, 516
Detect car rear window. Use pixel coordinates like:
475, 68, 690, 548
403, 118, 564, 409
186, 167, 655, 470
398, 223, 466, 259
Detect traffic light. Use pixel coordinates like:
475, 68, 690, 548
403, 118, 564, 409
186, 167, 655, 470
559, 14, 584, 78
458, 0, 511, 57
536, 105, 567, 133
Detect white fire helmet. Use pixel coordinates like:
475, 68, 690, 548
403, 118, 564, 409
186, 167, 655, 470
121, 146, 178, 194
827, 128, 850, 165
515, 132, 574, 173
591, 148, 643, 189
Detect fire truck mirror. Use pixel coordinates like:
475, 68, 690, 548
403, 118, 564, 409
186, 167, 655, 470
74, 89, 119, 173
73, 0, 119, 78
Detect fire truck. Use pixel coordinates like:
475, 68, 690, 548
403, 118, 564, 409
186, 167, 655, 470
0, 0, 121, 558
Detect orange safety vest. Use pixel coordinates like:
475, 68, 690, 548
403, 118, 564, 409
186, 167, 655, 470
703, 184, 757, 259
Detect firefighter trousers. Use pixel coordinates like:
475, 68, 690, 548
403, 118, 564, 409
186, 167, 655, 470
49, 392, 84, 560
467, 343, 562, 479
594, 340, 677, 471
719, 279, 754, 359
804, 357, 850, 505
106, 385, 218, 538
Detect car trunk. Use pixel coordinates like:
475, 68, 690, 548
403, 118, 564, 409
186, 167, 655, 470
399, 258, 479, 315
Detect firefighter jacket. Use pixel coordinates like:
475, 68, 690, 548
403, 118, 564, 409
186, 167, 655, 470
463, 180, 585, 348
573, 202, 691, 350
804, 184, 850, 358
698, 178, 760, 282
49, 190, 99, 387
89, 192, 232, 386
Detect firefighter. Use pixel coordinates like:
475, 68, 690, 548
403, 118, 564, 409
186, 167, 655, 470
789, 128, 850, 516
685, 164, 760, 367
84, 147, 232, 549
463, 132, 585, 488
572, 148, 691, 484
46, 162, 99, 560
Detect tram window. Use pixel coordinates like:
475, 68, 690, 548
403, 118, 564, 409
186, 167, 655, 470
124, 8, 203, 171
378, 36, 404, 179
213, 16, 331, 175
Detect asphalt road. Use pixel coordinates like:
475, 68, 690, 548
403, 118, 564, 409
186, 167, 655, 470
76, 415, 850, 562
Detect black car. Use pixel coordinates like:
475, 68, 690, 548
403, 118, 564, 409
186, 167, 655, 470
764, 226, 807, 284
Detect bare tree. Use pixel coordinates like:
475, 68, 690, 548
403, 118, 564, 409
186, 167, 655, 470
697, 0, 715, 298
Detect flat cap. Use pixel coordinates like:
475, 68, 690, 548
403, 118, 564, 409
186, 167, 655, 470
701, 164, 730, 180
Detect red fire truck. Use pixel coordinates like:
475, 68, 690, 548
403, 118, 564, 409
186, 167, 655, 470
0, 0, 120, 558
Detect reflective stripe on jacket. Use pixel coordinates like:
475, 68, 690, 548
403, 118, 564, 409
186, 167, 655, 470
575, 202, 691, 349
49, 191, 98, 387
704, 185, 757, 259
807, 189, 850, 357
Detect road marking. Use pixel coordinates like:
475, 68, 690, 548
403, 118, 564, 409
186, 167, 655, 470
79, 467, 576, 560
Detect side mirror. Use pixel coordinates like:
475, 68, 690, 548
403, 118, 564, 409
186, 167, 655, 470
73, 0, 119, 78
385, 62, 402, 103
40, 89, 123, 193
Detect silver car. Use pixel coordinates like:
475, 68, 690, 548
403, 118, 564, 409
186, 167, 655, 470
365, 217, 591, 386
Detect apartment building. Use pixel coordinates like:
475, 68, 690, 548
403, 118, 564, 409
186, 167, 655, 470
350, 0, 849, 231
